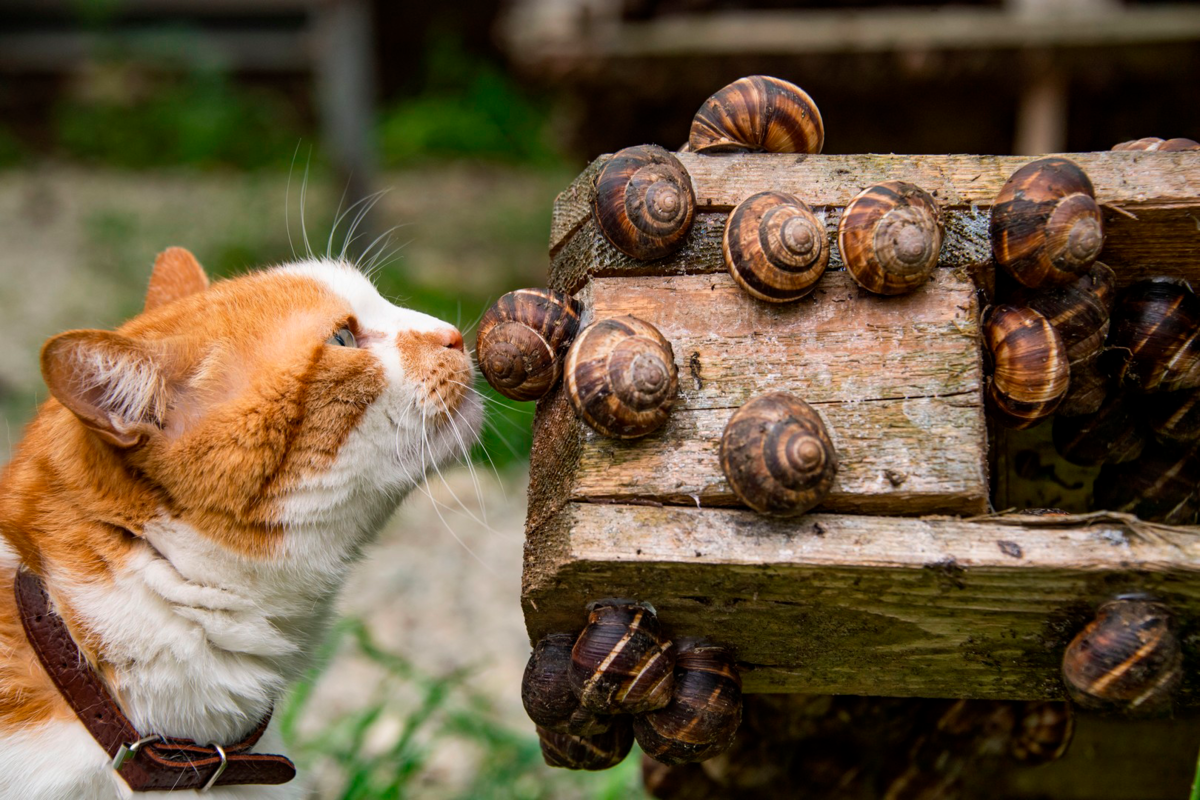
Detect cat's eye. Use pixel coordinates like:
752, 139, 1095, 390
327, 326, 357, 348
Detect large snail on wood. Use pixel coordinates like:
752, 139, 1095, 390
688, 75, 824, 155
594, 145, 696, 261
720, 392, 838, 517
1061, 597, 1183, 716
565, 316, 678, 438
838, 181, 944, 296
991, 157, 1104, 289
723, 191, 828, 302
983, 306, 1070, 429
522, 633, 612, 736
1105, 278, 1200, 394
476, 289, 582, 401
568, 601, 676, 715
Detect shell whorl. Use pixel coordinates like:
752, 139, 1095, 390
984, 305, 1070, 429
689, 75, 824, 155
594, 145, 696, 261
723, 191, 828, 302
838, 181, 943, 296
476, 288, 582, 401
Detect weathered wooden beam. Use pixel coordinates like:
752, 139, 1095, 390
523, 503, 1200, 701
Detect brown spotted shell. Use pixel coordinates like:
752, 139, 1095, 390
838, 181, 944, 295
565, 316, 678, 438
594, 145, 696, 261
723, 191, 828, 302
689, 75, 824, 155
1112, 137, 1200, 152
633, 642, 743, 766
1106, 278, 1200, 394
983, 306, 1070, 429
1061, 597, 1183, 716
522, 633, 613, 736
537, 718, 634, 771
720, 392, 838, 517
476, 288, 582, 401
1009, 702, 1074, 764
991, 157, 1105, 289
568, 602, 676, 715
1094, 442, 1200, 524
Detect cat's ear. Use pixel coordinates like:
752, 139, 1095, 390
41, 330, 167, 448
145, 247, 209, 312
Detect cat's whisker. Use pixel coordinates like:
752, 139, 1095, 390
325, 179, 353, 259
339, 191, 392, 263
299, 148, 315, 260
285, 141, 303, 261
435, 392, 490, 527
425, 392, 489, 531
355, 224, 405, 274
361, 238, 411, 279
329, 188, 386, 261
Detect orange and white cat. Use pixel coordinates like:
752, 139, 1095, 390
0, 248, 482, 798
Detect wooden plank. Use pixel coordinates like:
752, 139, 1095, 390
522, 503, 1200, 700
548, 152, 1200, 293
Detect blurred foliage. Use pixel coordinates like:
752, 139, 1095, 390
0, 127, 27, 168
281, 618, 645, 800
378, 37, 564, 167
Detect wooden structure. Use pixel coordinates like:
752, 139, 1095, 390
523, 150, 1200, 794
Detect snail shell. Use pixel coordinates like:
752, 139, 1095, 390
1112, 137, 1200, 152
537, 718, 634, 771
991, 157, 1105, 289
476, 289, 582, 401
719, 392, 838, 517
1147, 388, 1200, 445
688, 75, 824, 155
983, 306, 1070, 429
1051, 394, 1145, 467
1011, 262, 1116, 362
1009, 701, 1074, 764
1061, 597, 1183, 716
594, 144, 696, 261
723, 191, 828, 302
568, 602, 676, 715
838, 181, 944, 295
1055, 351, 1110, 418
1106, 278, 1200, 394
565, 316, 678, 438
633, 643, 743, 766
522, 633, 612, 736
1094, 442, 1200, 524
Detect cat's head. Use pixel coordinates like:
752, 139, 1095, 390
37, 247, 482, 556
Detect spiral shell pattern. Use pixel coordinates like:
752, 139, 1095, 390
476, 288, 582, 401
594, 145, 696, 261
984, 306, 1070, 429
720, 392, 838, 517
723, 191, 828, 302
689, 75, 824, 155
838, 181, 943, 296
565, 316, 678, 438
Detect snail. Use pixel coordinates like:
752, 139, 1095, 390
1011, 262, 1116, 363
1093, 441, 1200, 524
688, 75, 824, 155
1051, 394, 1145, 467
536, 718, 634, 771
476, 288, 582, 401
1009, 702, 1073, 764
1112, 137, 1200, 152
1061, 597, 1183, 716
568, 601, 675, 715
719, 392, 838, 517
723, 191, 828, 302
1105, 278, 1200, 394
593, 144, 695, 261
565, 316, 678, 438
983, 305, 1070, 429
522, 633, 612, 736
838, 181, 944, 295
1055, 351, 1110, 417
633, 642, 743, 766
1146, 388, 1200, 445
991, 157, 1104, 289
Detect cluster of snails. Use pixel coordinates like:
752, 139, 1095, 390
521, 601, 742, 771
642, 694, 1073, 800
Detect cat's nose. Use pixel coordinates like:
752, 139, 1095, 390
440, 328, 465, 352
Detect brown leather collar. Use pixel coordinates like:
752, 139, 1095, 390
15, 567, 296, 792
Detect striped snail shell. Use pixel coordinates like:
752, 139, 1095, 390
1094, 441, 1200, 524
594, 145, 696, 261
522, 633, 613, 736
565, 316, 678, 438
1105, 278, 1200, 394
1147, 388, 1200, 445
720, 392, 838, 517
1055, 351, 1110, 417
723, 191, 828, 302
633, 642, 743, 766
838, 181, 944, 296
1051, 394, 1145, 467
1009, 701, 1074, 764
983, 306, 1070, 429
476, 289, 582, 401
688, 75, 824, 155
991, 157, 1104, 289
1112, 137, 1200, 152
536, 718, 634, 771
568, 601, 676, 715
1061, 597, 1184, 716
1011, 261, 1116, 362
